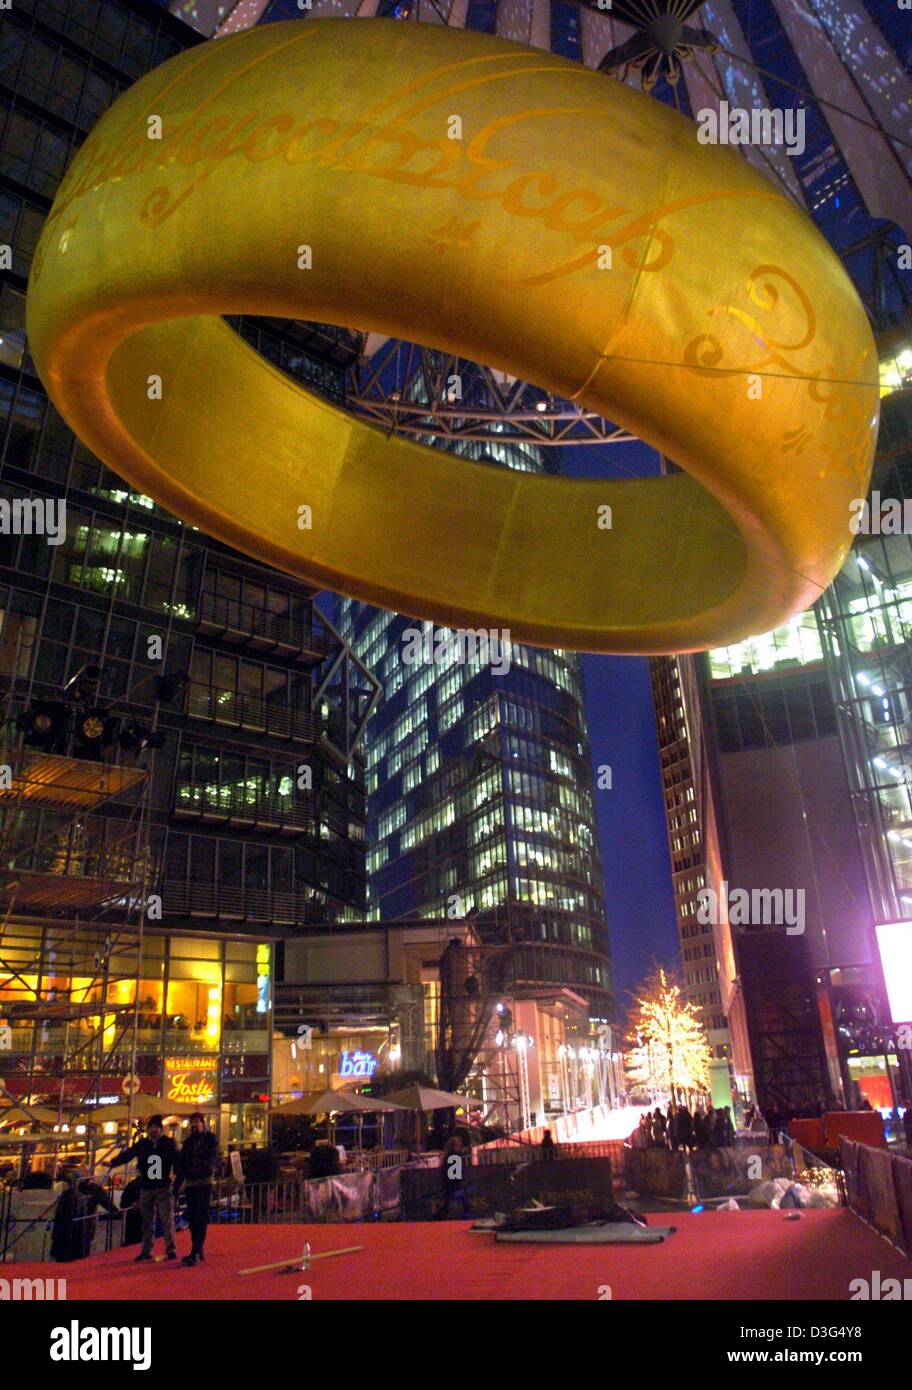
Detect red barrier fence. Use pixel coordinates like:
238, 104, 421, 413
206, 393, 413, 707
792, 1111, 885, 1152
841, 1139, 912, 1256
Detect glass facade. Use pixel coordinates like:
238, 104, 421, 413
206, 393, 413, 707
0, 923, 271, 1144
817, 390, 912, 926
0, 0, 377, 1135
708, 611, 825, 683
697, 386, 912, 1110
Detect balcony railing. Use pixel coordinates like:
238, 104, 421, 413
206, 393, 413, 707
174, 781, 317, 834
187, 682, 319, 742
162, 879, 342, 925
197, 592, 336, 660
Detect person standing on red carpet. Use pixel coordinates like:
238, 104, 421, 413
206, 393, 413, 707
106, 1115, 179, 1263
174, 1113, 220, 1267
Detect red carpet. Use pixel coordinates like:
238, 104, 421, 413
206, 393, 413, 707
11, 1208, 910, 1300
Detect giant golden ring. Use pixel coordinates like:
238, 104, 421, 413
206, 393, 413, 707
26, 19, 878, 654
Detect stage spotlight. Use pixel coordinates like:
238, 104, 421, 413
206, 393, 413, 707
62, 663, 102, 705
17, 699, 70, 753
71, 707, 120, 760
118, 719, 167, 756
154, 670, 189, 704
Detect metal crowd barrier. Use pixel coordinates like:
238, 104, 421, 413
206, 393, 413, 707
841, 1138, 912, 1255
473, 1139, 625, 1167
0, 1185, 59, 1262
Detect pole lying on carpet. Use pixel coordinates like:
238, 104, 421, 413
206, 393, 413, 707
237, 1245, 364, 1276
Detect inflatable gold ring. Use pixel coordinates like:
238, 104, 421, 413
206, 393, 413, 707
26, 19, 878, 654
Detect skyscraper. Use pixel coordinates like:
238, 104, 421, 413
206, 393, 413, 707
651, 381, 912, 1115
816, 381, 912, 1110
703, 611, 870, 1113
649, 652, 751, 1103
334, 369, 614, 1125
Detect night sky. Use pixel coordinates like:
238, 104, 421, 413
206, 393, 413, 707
582, 649, 678, 1012
562, 441, 679, 1013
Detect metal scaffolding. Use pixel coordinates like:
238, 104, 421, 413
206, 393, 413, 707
0, 702, 155, 1128
435, 935, 536, 1133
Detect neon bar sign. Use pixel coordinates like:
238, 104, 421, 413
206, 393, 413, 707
337, 1050, 378, 1078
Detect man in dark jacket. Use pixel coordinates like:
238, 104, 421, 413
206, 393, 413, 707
674, 1105, 694, 1152
713, 1105, 735, 1148
106, 1115, 178, 1262
174, 1113, 220, 1266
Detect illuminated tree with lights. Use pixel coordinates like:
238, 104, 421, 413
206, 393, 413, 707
625, 968, 713, 1102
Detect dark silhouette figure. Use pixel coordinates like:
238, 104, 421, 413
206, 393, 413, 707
441, 1134, 468, 1218
51, 1170, 116, 1263
307, 1140, 342, 1179
174, 1112, 220, 1267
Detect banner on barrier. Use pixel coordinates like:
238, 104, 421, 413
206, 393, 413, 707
691, 1145, 791, 1200
859, 1144, 905, 1250
890, 1153, 912, 1258
303, 1170, 373, 1223
375, 1166, 401, 1214
400, 1156, 614, 1221
841, 1139, 912, 1257
623, 1147, 688, 1200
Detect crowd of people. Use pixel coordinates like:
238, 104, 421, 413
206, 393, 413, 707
631, 1102, 741, 1152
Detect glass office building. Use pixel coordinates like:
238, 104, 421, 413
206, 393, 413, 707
661, 388, 912, 1113
816, 387, 912, 1109
335, 397, 613, 1024
0, 0, 376, 1142
817, 391, 912, 925
649, 653, 748, 1097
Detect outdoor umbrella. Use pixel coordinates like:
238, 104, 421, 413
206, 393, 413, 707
270, 1088, 402, 1117
270, 1087, 403, 1152
383, 1085, 471, 1112
0, 1103, 58, 1128
383, 1084, 472, 1148
73, 1095, 204, 1123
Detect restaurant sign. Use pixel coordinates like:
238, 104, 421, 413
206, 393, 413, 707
164, 1056, 217, 1106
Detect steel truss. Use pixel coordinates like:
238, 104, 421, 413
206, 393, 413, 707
345, 339, 634, 451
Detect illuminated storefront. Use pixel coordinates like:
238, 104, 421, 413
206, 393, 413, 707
0, 924, 273, 1145
272, 1027, 389, 1102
